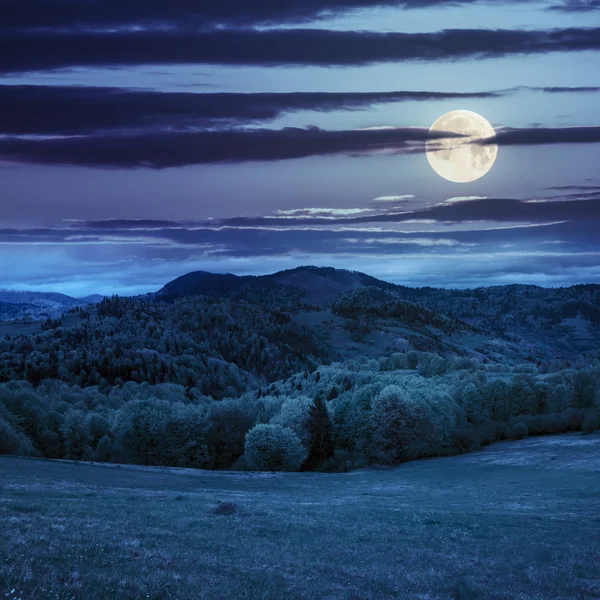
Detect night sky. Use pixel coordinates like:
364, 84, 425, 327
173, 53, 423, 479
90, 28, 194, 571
1, 0, 600, 296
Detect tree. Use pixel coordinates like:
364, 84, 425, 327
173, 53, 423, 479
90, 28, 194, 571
113, 398, 171, 465
303, 395, 334, 470
368, 385, 431, 465
94, 435, 115, 462
0, 415, 35, 456
61, 409, 92, 460
207, 405, 252, 469
244, 424, 306, 472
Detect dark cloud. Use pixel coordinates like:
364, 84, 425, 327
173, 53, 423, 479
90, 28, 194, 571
546, 185, 600, 190
2, 27, 600, 73
485, 126, 600, 146
81, 219, 183, 229
549, 0, 600, 11
2, 125, 599, 169
2, 85, 598, 136
2, 214, 598, 255
2, 207, 599, 294
0, 85, 501, 135
0, 126, 462, 168
0, 0, 527, 32
535, 86, 600, 93
217, 197, 600, 227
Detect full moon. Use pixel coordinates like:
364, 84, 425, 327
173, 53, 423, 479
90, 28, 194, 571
426, 110, 498, 183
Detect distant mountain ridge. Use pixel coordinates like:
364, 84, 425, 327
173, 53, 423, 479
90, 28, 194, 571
0, 290, 103, 322
157, 266, 399, 305
156, 266, 600, 356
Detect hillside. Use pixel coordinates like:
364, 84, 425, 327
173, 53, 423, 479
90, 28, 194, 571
157, 266, 600, 360
1, 264, 598, 477
1, 433, 599, 600
157, 266, 399, 305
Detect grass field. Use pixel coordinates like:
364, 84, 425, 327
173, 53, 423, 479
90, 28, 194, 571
1, 433, 599, 600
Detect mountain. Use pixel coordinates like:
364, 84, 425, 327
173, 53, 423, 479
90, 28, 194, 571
78, 294, 105, 304
156, 266, 600, 359
157, 266, 399, 305
0, 290, 103, 322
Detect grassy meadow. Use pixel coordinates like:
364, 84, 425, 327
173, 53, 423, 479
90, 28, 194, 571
1, 433, 599, 600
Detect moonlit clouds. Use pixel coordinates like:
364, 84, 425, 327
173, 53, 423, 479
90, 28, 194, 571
0, 190, 598, 293
1, 0, 598, 292
372, 195, 416, 202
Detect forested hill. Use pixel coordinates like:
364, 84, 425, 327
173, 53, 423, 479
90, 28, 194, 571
1, 266, 599, 471
157, 266, 398, 305
157, 266, 600, 358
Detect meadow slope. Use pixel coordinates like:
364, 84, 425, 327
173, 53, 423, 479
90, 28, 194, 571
1, 433, 599, 600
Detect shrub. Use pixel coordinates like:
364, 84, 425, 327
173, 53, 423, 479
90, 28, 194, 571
0, 416, 36, 456
567, 408, 585, 431
511, 422, 529, 440
244, 424, 307, 471
451, 425, 480, 453
581, 412, 599, 434
94, 435, 115, 462
269, 395, 313, 446
315, 449, 368, 473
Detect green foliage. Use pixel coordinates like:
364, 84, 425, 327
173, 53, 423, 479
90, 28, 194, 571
114, 398, 212, 467
0, 415, 36, 456
94, 435, 115, 462
332, 287, 476, 336
61, 409, 92, 460
511, 422, 529, 440
451, 424, 480, 453
581, 412, 599, 434
0, 294, 324, 395
207, 404, 253, 469
368, 385, 432, 464
244, 424, 307, 471
303, 396, 334, 470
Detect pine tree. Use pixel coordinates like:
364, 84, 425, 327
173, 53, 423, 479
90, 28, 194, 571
304, 395, 334, 470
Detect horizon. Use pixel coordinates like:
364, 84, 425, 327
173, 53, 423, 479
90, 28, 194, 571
2, 263, 600, 298
2, 0, 600, 294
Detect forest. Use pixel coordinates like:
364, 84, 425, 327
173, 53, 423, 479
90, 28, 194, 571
1, 269, 599, 472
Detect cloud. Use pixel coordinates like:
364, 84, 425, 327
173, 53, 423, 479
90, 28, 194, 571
546, 185, 600, 190
372, 195, 416, 202
485, 126, 600, 146
2, 125, 600, 169
0, 85, 503, 135
437, 196, 488, 205
549, 0, 600, 11
1, 216, 599, 294
217, 196, 600, 227
0, 126, 460, 168
1, 0, 537, 32
273, 208, 375, 218
534, 86, 600, 93
2, 26, 600, 73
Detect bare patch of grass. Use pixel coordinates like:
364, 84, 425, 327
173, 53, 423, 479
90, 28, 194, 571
213, 501, 238, 515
